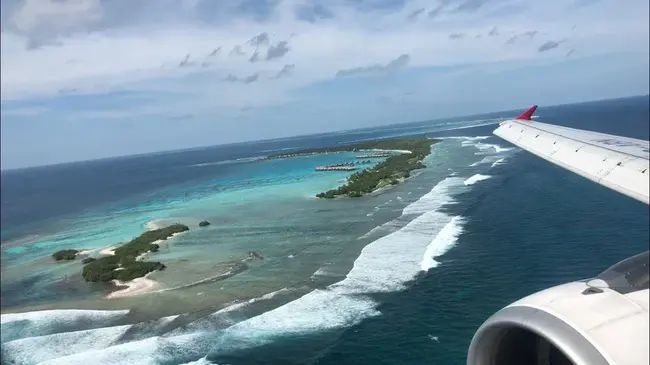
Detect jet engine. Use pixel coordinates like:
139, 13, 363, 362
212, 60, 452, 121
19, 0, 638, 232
467, 251, 649, 365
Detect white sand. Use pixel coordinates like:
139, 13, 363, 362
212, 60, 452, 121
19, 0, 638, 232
99, 247, 116, 256
101, 227, 187, 299
106, 275, 160, 299
145, 221, 162, 231
361, 148, 412, 154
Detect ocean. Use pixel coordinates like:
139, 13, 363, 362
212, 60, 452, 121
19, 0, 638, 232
1, 95, 648, 365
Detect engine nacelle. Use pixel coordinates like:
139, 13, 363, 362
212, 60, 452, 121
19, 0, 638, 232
467, 251, 649, 365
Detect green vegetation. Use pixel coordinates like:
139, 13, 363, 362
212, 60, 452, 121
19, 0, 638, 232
81, 224, 188, 283
52, 249, 79, 261
266, 138, 439, 159
83, 260, 166, 283
198, 220, 210, 227
309, 138, 441, 199
81, 257, 96, 264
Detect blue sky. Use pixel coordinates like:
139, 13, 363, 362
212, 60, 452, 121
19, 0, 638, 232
1, 0, 648, 169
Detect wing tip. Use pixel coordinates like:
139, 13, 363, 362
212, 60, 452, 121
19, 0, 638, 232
515, 105, 538, 120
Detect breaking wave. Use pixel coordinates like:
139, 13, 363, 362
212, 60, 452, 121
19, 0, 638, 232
1, 154, 503, 364
474, 143, 513, 154
0, 309, 130, 343
195, 177, 468, 357
420, 216, 465, 271
491, 158, 506, 168
464, 174, 492, 186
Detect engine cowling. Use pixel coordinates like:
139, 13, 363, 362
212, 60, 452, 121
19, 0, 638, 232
467, 251, 649, 365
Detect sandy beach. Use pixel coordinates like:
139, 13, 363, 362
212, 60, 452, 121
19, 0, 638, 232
362, 148, 413, 154
106, 274, 160, 299
99, 247, 116, 256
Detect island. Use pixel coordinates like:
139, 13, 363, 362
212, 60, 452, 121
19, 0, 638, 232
81, 224, 189, 283
267, 138, 441, 198
246, 251, 264, 261
52, 249, 80, 261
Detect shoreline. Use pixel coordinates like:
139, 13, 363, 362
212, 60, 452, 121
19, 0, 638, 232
105, 248, 256, 300
264, 148, 411, 161
263, 138, 422, 161
106, 273, 160, 299
360, 148, 412, 154
0, 140, 437, 316
314, 139, 440, 199
101, 230, 190, 298
99, 247, 117, 256
79, 230, 185, 260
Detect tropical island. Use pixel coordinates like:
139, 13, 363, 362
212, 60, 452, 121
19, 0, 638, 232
74, 223, 190, 283
52, 249, 80, 261
266, 138, 441, 198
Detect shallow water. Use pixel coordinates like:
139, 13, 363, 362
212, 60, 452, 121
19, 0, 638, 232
1, 96, 648, 365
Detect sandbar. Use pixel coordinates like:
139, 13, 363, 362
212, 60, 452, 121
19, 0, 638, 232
106, 275, 160, 299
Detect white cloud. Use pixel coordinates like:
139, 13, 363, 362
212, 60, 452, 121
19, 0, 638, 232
8, 0, 103, 37
0, 0, 648, 110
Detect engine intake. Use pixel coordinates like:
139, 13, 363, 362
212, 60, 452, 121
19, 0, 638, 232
468, 252, 650, 365
467, 305, 610, 365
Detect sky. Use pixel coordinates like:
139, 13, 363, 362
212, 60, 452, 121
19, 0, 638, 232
1, 0, 649, 169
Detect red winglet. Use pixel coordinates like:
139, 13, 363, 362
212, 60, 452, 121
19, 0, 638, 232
515, 105, 538, 120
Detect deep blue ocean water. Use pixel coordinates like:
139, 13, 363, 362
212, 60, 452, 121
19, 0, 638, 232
1, 95, 648, 365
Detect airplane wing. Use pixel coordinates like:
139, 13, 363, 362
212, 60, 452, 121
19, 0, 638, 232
493, 105, 649, 205
467, 106, 649, 365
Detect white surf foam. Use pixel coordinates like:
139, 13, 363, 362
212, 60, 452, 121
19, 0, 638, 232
474, 143, 513, 153
2, 324, 133, 364
470, 154, 508, 167
145, 220, 165, 231
464, 174, 492, 186
145, 218, 198, 231
0, 309, 129, 325
445, 136, 490, 148
198, 177, 467, 355
247, 288, 292, 304
37, 335, 162, 365
452, 137, 515, 156
32, 299, 270, 365
445, 136, 490, 142
33, 292, 374, 364
168, 302, 250, 336
1, 313, 183, 364
180, 358, 214, 365
313, 267, 337, 277
207, 289, 380, 353
0, 309, 130, 343
6, 177, 475, 363
469, 157, 490, 167
358, 178, 461, 240
420, 216, 465, 271
402, 177, 462, 216
491, 158, 506, 168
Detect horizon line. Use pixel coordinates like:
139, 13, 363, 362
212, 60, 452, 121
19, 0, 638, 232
2, 94, 647, 173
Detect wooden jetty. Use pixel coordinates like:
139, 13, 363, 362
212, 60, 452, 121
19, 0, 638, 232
315, 164, 358, 171
356, 153, 390, 158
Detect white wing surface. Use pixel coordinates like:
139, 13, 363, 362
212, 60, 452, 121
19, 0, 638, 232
493, 107, 649, 205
